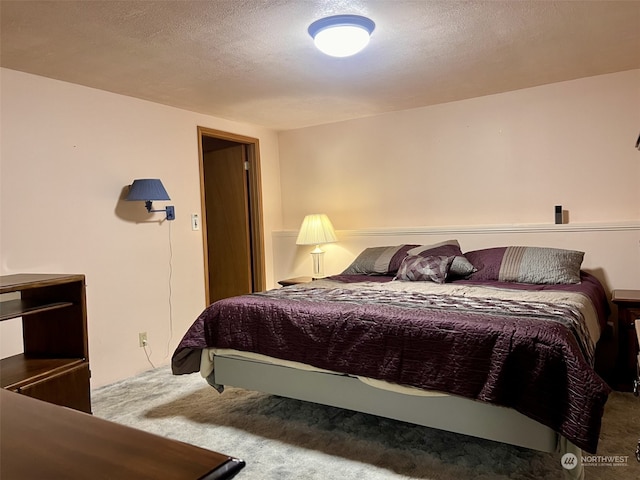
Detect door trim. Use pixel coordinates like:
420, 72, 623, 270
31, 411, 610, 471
197, 126, 266, 305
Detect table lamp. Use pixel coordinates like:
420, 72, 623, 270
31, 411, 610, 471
295, 214, 337, 278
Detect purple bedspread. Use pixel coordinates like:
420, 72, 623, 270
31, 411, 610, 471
172, 273, 610, 453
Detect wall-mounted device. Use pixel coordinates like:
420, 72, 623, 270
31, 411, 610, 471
191, 213, 200, 231
555, 205, 563, 225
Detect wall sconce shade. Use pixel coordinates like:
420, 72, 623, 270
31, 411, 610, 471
296, 214, 337, 278
126, 179, 175, 221
308, 15, 375, 57
127, 179, 170, 201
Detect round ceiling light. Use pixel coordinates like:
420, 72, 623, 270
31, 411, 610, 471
308, 15, 375, 58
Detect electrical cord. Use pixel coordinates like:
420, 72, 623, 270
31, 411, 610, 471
140, 218, 173, 369
143, 343, 156, 369
165, 219, 174, 359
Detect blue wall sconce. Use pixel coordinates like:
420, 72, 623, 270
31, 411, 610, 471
126, 179, 175, 221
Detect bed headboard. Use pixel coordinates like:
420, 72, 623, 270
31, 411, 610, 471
273, 221, 640, 295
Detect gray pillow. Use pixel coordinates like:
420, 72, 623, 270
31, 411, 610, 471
466, 246, 584, 284
450, 256, 477, 277
341, 245, 417, 275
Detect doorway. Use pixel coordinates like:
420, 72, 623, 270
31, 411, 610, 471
198, 127, 265, 304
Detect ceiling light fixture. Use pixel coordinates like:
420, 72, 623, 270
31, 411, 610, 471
308, 15, 375, 58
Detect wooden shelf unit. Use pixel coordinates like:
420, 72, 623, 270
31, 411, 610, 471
0, 274, 91, 413
611, 289, 640, 391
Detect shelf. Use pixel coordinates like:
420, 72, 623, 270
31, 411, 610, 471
0, 299, 74, 322
0, 273, 85, 293
612, 290, 640, 303
0, 273, 90, 412
278, 276, 314, 287
0, 354, 86, 389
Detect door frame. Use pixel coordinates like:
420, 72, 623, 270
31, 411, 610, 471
197, 126, 266, 305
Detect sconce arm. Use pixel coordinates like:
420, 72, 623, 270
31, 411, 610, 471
144, 201, 175, 221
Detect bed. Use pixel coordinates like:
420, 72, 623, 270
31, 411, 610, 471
172, 242, 611, 480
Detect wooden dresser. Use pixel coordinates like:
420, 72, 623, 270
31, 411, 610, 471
0, 273, 91, 413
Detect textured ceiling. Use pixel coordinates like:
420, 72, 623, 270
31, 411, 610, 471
1, 1, 639, 130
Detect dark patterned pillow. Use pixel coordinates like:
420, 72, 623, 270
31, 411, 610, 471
465, 246, 584, 284
394, 255, 454, 283
407, 240, 475, 278
341, 244, 418, 275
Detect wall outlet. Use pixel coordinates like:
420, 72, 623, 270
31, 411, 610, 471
139, 332, 148, 348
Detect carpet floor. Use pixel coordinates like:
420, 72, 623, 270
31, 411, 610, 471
92, 367, 639, 480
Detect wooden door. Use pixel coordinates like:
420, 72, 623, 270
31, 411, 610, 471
203, 146, 252, 302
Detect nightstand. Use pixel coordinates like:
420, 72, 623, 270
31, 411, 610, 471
277, 276, 313, 287
612, 289, 640, 391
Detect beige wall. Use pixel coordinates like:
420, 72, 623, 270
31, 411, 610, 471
275, 70, 640, 291
278, 70, 640, 230
0, 68, 283, 387
2, 67, 639, 388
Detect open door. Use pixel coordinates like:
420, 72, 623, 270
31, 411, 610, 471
198, 127, 265, 304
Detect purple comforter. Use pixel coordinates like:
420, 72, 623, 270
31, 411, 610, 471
172, 273, 610, 453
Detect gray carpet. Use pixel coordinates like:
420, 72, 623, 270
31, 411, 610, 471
92, 367, 639, 480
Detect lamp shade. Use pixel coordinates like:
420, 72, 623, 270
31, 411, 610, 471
126, 179, 171, 201
296, 214, 338, 245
